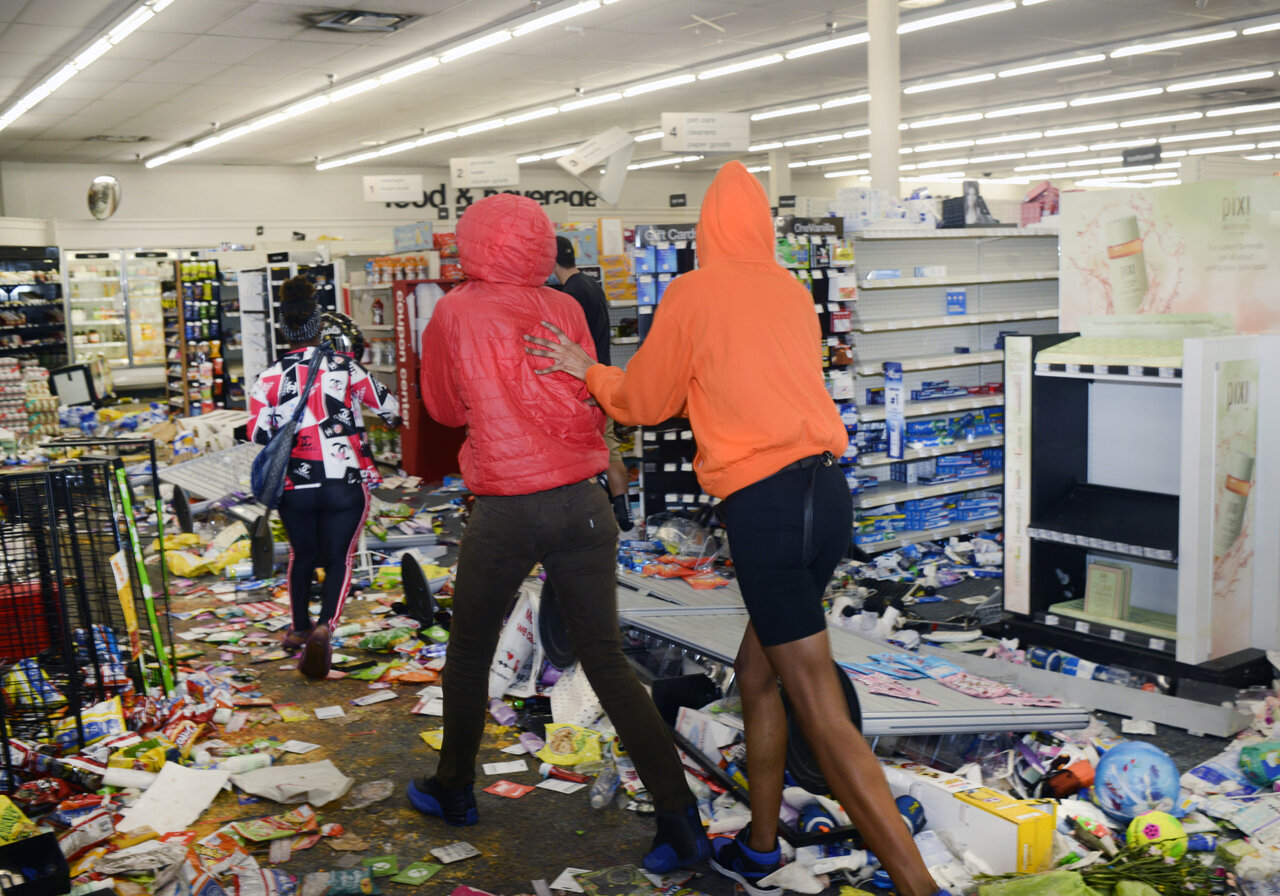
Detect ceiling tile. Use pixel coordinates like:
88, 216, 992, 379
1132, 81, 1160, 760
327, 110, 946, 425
166, 34, 278, 65
132, 59, 229, 84
0, 23, 85, 59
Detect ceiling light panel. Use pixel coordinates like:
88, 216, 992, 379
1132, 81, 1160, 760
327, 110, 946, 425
1070, 87, 1163, 107
998, 53, 1106, 78
698, 54, 784, 80
622, 74, 696, 97
904, 72, 995, 94
785, 32, 869, 59
898, 2, 1016, 34
1121, 111, 1202, 128
511, 0, 600, 37
1110, 30, 1236, 57
1206, 100, 1280, 117
751, 104, 821, 121
1166, 70, 1274, 92
985, 100, 1067, 118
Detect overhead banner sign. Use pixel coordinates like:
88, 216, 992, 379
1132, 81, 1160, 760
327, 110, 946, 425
362, 174, 423, 202
1122, 144, 1162, 167
449, 156, 519, 188
556, 127, 635, 205
660, 113, 750, 153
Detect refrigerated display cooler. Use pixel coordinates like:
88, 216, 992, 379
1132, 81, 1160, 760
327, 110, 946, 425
64, 249, 178, 389
0, 246, 65, 369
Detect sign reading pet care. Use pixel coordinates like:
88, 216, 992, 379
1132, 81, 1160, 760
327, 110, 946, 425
660, 113, 750, 153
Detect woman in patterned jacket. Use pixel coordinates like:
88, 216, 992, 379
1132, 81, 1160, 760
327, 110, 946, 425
248, 276, 400, 678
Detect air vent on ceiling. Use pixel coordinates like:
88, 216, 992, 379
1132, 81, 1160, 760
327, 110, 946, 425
309, 10, 420, 33
86, 135, 149, 143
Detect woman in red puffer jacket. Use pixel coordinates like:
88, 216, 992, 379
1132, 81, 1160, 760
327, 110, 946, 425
410, 194, 706, 874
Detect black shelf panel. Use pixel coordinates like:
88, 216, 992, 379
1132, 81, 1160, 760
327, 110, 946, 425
1028, 482, 1178, 563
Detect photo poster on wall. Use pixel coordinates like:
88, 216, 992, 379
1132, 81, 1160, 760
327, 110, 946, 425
1209, 357, 1260, 659
1059, 178, 1280, 333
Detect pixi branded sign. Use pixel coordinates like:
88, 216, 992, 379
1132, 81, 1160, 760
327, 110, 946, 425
382, 182, 600, 211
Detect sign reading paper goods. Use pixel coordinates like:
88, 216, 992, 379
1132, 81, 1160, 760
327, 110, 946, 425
363, 175, 423, 202
660, 113, 750, 153
449, 156, 519, 188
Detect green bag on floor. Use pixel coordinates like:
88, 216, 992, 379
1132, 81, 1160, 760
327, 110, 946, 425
979, 870, 1104, 896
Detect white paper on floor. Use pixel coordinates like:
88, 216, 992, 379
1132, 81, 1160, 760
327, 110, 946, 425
117, 764, 230, 834
550, 868, 592, 892
230, 759, 353, 806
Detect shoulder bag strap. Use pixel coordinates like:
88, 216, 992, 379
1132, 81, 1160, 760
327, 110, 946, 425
287, 348, 329, 426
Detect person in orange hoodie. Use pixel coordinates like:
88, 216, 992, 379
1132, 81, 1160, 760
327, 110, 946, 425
525, 161, 945, 896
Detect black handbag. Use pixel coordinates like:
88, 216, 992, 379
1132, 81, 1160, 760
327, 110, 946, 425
250, 348, 328, 508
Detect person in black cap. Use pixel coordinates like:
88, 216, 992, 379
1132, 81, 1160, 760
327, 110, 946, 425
552, 235, 633, 532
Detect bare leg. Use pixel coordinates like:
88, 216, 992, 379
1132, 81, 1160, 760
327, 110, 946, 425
763, 629, 936, 896
733, 623, 788, 854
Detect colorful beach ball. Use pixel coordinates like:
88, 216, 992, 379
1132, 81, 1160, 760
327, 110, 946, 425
1090, 741, 1182, 822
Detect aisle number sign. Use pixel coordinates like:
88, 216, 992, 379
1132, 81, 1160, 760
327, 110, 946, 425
450, 156, 520, 188
660, 113, 750, 153
362, 175, 423, 202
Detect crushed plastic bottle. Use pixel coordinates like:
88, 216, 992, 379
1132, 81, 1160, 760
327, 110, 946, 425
589, 756, 620, 809
488, 698, 517, 727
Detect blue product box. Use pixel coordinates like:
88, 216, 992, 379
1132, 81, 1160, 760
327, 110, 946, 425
864, 387, 885, 405
838, 402, 858, 429
865, 269, 901, 280
946, 289, 967, 315
884, 361, 905, 460
633, 246, 656, 274
655, 277, 671, 302
656, 246, 678, 273
637, 277, 657, 306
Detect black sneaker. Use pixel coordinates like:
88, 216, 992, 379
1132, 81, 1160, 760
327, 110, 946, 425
406, 776, 478, 826
708, 826, 781, 896
643, 804, 711, 873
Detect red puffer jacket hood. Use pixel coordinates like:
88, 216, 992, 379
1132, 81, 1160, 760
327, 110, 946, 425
457, 192, 556, 286
420, 193, 607, 495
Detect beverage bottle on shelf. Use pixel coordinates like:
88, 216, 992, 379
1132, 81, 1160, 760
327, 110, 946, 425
371, 295, 385, 326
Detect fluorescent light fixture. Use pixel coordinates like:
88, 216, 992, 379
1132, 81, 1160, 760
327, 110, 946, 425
377, 140, 419, 156
559, 92, 622, 111
441, 30, 513, 63
1073, 156, 1120, 165
986, 100, 1067, 118
1053, 169, 1099, 178
784, 133, 843, 147
1243, 21, 1280, 35
999, 53, 1106, 78
504, 106, 560, 125
1070, 87, 1163, 107
1162, 149, 1188, 157
968, 152, 1027, 162
1026, 144, 1088, 157
152, 0, 176, 9
627, 155, 701, 170
1159, 129, 1233, 144
749, 142, 784, 152
899, 2, 1015, 34
1121, 111, 1202, 128
107, 6, 155, 43
900, 147, 913, 154
512, 0, 600, 37
824, 169, 869, 178
330, 79, 380, 102
1206, 100, 1280, 117
247, 112, 288, 132
43, 64, 79, 93
785, 32, 869, 59
913, 140, 975, 153
823, 94, 870, 109
1245, 153, 1276, 160
916, 157, 970, 168
699, 54, 784, 80
788, 161, 808, 169
457, 118, 505, 136
975, 131, 1041, 145
910, 113, 983, 129
843, 128, 871, 139
751, 104, 820, 121
378, 56, 440, 84
415, 131, 458, 146
904, 72, 995, 94
1015, 161, 1070, 171
539, 148, 573, 159
1111, 30, 1236, 58
634, 130, 664, 142
284, 96, 331, 117
1045, 122, 1117, 137
1101, 164, 1151, 174
1168, 70, 1274, 92
1089, 138, 1151, 150
908, 170, 967, 179
1235, 123, 1280, 136
73, 38, 113, 69
623, 74, 696, 97
315, 159, 345, 171
1260, 140, 1280, 149
1187, 142, 1255, 155
746, 165, 771, 173
517, 155, 541, 164
806, 154, 863, 165
1155, 161, 1183, 168
1127, 171, 1180, 180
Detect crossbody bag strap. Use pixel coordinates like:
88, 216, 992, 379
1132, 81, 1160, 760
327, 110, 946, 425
286, 348, 328, 426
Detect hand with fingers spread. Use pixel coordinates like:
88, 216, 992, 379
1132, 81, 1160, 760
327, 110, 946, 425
524, 321, 595, 381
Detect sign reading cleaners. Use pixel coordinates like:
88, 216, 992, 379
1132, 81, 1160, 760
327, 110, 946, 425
660, 113, 750, 153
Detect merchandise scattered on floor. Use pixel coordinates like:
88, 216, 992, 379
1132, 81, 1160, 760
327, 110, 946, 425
0, 430, 1278, 896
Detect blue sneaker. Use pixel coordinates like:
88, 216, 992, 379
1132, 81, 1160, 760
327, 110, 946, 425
643, 804, 711, 873
406, 776, 478, 826
708, 826, 781, 896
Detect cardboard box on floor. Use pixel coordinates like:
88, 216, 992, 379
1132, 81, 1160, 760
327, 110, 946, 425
882, 760, 1056, 874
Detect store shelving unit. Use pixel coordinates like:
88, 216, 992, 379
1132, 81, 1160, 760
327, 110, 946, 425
163, 260, 224, 416
1001, 332, 1280, 683
1, 247, 65, 369
848, 228, 1058, 552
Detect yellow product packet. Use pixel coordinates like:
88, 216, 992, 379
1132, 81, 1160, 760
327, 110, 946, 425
536, 723, 603, 767
165, 550, 209, 577
420, 729, 444, 750
206, 540, 251, 573
0, 796, 38, 844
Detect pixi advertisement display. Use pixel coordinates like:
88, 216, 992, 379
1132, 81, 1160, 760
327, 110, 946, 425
1059, 178, 1280, 333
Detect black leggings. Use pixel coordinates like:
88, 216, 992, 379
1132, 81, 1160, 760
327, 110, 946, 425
277, 482, 369, 631
720, 459, 853, 647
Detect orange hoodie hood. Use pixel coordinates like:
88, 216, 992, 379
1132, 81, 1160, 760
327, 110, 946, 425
696, 161, 776, 267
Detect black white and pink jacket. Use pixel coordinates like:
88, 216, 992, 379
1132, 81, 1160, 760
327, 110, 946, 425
248, 347, 399, 489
